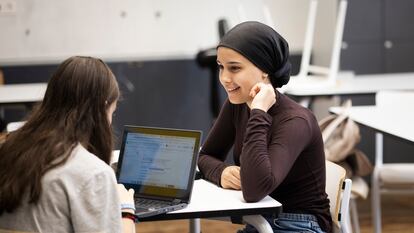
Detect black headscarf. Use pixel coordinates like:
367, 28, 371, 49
217, 21, 291, 88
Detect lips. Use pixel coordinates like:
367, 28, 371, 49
227, 86, 240, 92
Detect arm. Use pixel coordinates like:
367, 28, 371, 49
122, 218, 135, 233
198, 99, 236, 186
70, 169, 135, 233
240, 111, 312, 202
117, 184, 136, 233
240, 83, 312, 202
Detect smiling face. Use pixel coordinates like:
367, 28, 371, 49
217, 47, 270, 105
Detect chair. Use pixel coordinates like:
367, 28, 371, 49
320, 99, 368, 233
283, 0, 348, 91
371, 90, 414, 233
348, 176, 368, 233
280, 0, 349, 109
325, 160, 353, 233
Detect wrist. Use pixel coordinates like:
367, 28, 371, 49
122, 209, 135, 214
121, 203, 136, 213
122, 212, 138, 222
251, 106, 267, 112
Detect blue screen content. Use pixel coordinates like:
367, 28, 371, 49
118, 132, 196, 190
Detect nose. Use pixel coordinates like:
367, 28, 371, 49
219, 70, 232, 84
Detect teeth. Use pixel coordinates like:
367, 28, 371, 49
228, 87, 239, 92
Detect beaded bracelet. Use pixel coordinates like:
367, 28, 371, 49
122, 212, 138, 222
120, 203, 136, 212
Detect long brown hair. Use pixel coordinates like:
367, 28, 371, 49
0, 56, 120, 215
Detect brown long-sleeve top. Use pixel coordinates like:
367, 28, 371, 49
198, 90, 332, 233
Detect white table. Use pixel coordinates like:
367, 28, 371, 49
284, 72, 414, 97
330, 105, 414, 233
141, 179, 282, 233
112, 151, 282, 233
0, 83, 47, 120
330, 106, 414, 143
282, 73, 414, 108
0, 83, 47, 104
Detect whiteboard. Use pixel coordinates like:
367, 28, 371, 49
0, 0, 272, 65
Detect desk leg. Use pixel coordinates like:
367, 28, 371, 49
299, 97, 311, 108
243, 215, 273, 233
372, 132, 383, 233
189, 218, 201, 233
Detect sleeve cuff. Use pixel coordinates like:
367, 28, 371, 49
250, 108, 272, 123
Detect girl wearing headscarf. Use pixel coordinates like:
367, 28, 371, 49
198, 21, 332, 233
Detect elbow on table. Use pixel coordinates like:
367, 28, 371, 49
241, 177, 278, 203
242, 189, 266, 203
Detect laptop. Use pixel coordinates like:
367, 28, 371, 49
116, 125, 202, 218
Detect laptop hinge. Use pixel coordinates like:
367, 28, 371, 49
173, 199, 181, 204
135, 194, 174, 201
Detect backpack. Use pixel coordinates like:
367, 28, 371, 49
319, 100, 373, 178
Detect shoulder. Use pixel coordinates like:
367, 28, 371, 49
267, 93, 320, 138
43, 144, 116, 194
273, 92, 317, 123
70, 144, 113, 175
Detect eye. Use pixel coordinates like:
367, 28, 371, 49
229, 66, 241, 72
217, 64, 224, 70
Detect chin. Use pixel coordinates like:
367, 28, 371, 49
228, 97, 244, 105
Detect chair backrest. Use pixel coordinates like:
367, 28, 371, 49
296, 0, 348, 84
325, 160, 352, 232
296, 0, 318, 78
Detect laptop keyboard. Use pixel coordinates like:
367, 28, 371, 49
135, 198, 174, 209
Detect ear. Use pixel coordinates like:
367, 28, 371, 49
261, 73, 272, 84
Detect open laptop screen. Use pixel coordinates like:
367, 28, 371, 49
117, 126, 201, 200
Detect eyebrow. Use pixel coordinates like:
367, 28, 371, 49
216, 60, 242, 65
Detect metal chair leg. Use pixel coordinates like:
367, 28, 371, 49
350, 198, 360, 233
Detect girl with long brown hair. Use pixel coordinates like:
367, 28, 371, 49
0, 56, 136, 233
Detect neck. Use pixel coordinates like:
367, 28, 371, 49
246, 99, 253, 109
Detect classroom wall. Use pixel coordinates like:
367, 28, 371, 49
0, 0, 304, 65
0, 0, 328, 66
1, 59, 217, 148
266, 0, 308, 53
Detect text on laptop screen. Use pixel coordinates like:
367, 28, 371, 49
118, 132, 195, 190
